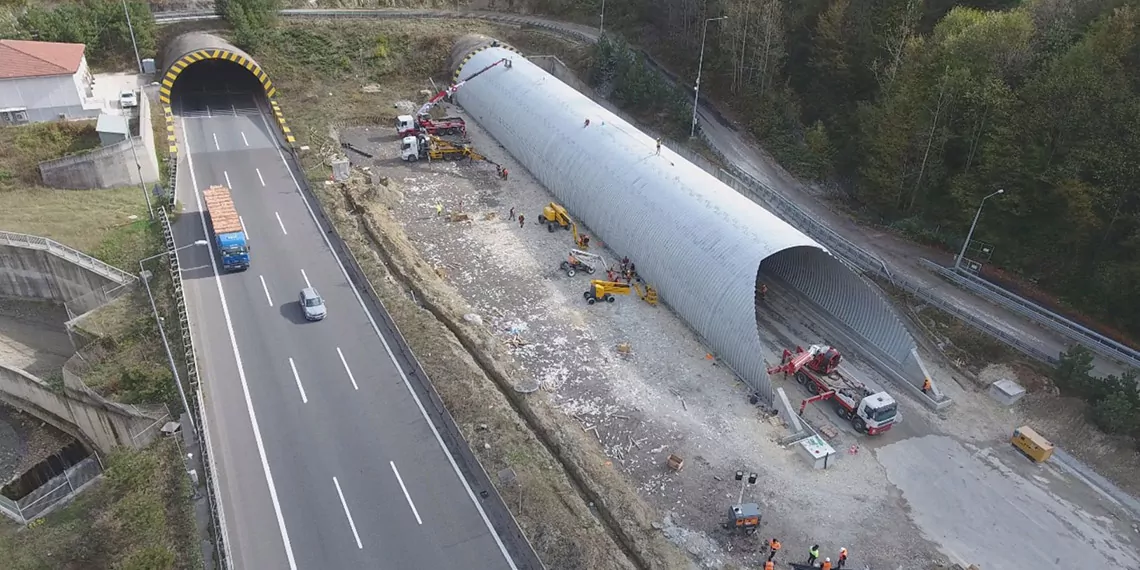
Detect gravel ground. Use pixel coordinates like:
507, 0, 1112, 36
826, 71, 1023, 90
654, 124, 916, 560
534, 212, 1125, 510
338, 103, 1139, 569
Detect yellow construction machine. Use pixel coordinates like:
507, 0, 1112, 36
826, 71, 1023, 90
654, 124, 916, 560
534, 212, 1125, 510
584, 279, 659, 305
538, 202, 590, 249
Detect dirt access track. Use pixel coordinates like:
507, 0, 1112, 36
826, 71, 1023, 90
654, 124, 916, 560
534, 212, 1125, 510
330, 97, 1140, 568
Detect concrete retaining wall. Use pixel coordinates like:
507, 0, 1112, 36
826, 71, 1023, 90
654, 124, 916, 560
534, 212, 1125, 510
0, 245, 122, 315
37, 95, 158, 190
0, 364, 168, 455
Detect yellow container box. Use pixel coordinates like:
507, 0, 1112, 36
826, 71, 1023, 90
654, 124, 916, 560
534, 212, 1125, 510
1011, 426, 1054, 463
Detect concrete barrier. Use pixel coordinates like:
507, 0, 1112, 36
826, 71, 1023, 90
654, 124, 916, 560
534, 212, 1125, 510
37, 95, 159, 190
0, 364, 168, 455
0, 232, 136, 318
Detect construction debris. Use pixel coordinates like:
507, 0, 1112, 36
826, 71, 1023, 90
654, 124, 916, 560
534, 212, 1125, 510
667, 453, 685, 472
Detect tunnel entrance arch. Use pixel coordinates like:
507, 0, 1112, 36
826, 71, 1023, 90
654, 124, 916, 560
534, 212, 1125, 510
159, 33, 276, 106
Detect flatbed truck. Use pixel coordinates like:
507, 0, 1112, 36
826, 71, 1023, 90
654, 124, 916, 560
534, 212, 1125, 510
202, 185, 250, 271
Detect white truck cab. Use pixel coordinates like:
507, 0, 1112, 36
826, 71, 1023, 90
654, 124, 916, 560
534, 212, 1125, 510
400, 136, 421, 161
395, 115, 416, 135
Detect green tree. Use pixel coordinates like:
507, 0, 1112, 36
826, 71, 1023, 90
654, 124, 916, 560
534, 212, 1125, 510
217, 0, 280, 52
12, 0, 156, 67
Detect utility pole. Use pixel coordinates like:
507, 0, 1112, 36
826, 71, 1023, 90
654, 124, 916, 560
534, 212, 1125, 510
691, 16, 728, 138
955, 189, 1004, 271
600, 0, 606, 35
121, 0, 143, 74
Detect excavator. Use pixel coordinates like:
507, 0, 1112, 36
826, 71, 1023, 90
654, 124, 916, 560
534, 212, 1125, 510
538, 202, 590, 249
396, 57, 513, 137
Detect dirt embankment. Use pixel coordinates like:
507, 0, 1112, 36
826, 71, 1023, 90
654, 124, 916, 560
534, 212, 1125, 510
314, 173, 692, 570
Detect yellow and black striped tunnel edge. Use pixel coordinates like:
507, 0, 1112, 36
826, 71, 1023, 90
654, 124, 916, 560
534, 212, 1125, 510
159, 49, 277, 105
452, 42, 522, 83
269, 99, 296, 145
163, 105, 176, 155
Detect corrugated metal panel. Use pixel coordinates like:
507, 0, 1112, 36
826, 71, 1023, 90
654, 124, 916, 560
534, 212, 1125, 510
454, 44, 918, 401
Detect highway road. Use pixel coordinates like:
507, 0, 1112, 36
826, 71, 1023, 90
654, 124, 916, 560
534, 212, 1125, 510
171, 90, 518, 570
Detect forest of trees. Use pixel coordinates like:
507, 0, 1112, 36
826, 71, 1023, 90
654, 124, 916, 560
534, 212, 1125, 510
569, 0, 1140, 343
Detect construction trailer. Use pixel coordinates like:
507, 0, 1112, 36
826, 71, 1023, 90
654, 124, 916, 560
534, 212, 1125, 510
769, 345, 899, 435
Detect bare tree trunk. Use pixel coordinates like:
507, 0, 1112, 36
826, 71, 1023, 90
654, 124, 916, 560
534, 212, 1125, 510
910, 71, 949, 213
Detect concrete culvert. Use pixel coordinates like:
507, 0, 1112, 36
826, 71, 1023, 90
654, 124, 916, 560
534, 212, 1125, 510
449, 35, 930, 403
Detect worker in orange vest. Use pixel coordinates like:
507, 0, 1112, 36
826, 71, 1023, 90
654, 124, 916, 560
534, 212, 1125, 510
837, 547, 848, 568
821, 557, 832, 570
922, 378, 932, 393
763, 561, 774, 570
767, 538, 781, 561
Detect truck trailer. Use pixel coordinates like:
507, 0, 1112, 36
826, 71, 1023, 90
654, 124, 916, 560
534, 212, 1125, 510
202, 185, 250, 271
768, 345, 899, 435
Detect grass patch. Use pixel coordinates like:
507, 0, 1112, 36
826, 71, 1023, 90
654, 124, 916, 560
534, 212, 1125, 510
0, 439, 200, 570
0, 122, 101, 188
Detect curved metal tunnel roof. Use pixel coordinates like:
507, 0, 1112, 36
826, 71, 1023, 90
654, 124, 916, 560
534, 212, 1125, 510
159, 32, 276, 106
450, 37, 921, 401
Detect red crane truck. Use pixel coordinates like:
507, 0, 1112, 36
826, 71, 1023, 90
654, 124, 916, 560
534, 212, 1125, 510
395, 57, 513, 137
768, 345, 899, 435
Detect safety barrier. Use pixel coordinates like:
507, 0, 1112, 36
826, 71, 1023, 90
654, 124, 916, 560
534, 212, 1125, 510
0, 231, 137, 285
158, 206, 232, 570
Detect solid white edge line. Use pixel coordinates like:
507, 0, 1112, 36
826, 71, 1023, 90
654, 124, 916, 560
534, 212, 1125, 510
224, 170, 233, 190
301, 269, 311, 289
213, 132, 219, 150
238, 215, 248, 241
257, 168, 266, 187
336, 347, 359, 391
259, 275, 273, 306
261, 109, 519, 569
390, 461, 423, 525
275, 212, 288, 235
333, 477, 364, 549
182, 117, 300, 570
288, 357, 308, 404
242, 131, 249, 146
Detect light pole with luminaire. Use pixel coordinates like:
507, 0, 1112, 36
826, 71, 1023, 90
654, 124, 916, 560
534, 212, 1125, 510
955, 189, 1004, 271
691, 15, 728, 138
139, 239, 208, 434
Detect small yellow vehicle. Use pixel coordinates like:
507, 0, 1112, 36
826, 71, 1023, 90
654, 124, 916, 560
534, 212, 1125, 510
1011, 425, 1054, 463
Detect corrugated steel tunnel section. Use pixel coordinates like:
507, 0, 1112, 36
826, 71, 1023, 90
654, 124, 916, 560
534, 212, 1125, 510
450, 36, 928, 402
159, 32, 276, 106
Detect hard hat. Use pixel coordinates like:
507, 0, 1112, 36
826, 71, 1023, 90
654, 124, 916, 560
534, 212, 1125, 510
840, 547, 847, 553
825, 557, 831, 561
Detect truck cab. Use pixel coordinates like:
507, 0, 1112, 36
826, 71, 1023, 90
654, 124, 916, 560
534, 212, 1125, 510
400, 135, 422, 161
395, 115, 417, 137
216, 231, 250, 271
852, 391, 897, 435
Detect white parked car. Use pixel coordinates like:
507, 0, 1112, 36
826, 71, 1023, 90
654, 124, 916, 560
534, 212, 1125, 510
119, 90, 138, 109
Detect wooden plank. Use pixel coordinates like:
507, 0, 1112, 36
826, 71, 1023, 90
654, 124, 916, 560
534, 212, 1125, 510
202, 186, 243, 234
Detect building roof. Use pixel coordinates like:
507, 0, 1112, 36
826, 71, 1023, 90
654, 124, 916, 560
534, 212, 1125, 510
0, 39, 86, 80
96, 113, 129, 135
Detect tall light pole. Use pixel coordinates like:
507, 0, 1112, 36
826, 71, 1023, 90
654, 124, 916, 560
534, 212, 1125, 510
690, 15, 728, 138
139, 240, 208, 433
955, 188, 1004, 271
600, 0, 606, 35
120, 0, 143, 74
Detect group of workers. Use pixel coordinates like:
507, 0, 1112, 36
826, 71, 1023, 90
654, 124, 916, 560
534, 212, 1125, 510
607, 256, 639, 284
763, 538, 848, 570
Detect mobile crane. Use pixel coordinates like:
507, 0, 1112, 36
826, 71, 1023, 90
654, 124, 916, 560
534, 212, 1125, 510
395, 57, 513, 137
768, 345, 899, 435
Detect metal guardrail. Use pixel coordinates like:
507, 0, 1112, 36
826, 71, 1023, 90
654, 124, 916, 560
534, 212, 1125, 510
0, 230, 137, 285
920, 258, 1140, 369
158, 206, 232, 570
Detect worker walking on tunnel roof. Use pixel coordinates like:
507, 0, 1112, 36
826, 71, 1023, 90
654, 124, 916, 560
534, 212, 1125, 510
656, 137, 662, 155
768, 538, 781, 561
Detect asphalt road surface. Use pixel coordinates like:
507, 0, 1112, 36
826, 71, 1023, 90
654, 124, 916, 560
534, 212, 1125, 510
171, 91, 518, 570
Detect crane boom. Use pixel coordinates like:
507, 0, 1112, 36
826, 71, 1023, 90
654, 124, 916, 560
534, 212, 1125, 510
415, 58, 512, 117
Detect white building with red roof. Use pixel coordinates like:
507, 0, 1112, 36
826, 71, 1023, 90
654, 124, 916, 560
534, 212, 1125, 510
0, 39, 100, 125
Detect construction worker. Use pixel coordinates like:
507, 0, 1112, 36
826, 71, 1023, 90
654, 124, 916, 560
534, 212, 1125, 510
760, 283, 769, 301
518, 214, 525, 228
583, 118, 591, 128
837, 547, 848, 568
655, 137, 662, 155
767, 538, 781, 561
807, 544, 820, 565
509, 207, 515, 221
763, 561, 774, 570
922, 378, 932, 394
821, 557, 832, 570
501, 168, 509, 181
621, 257, 630, 271
580, 235, 590, 248
435, 203, 443, 217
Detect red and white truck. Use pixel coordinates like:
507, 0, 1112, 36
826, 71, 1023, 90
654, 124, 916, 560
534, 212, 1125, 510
768, 345, 899, 435
395, 57, 513, 138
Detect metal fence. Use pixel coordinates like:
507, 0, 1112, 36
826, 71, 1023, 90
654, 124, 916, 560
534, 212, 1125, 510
919, 259, 1140, 369
0, 230, 137, 285
158, 206, 232, 570
0, 455, 103, 524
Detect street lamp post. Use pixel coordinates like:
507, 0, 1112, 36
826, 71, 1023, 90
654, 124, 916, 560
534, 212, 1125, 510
120, 0, 143, 75
955, 189, 1004, 271
600, 0, 606, 35
139, 239, 208, 434
691, 16, 728, 138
